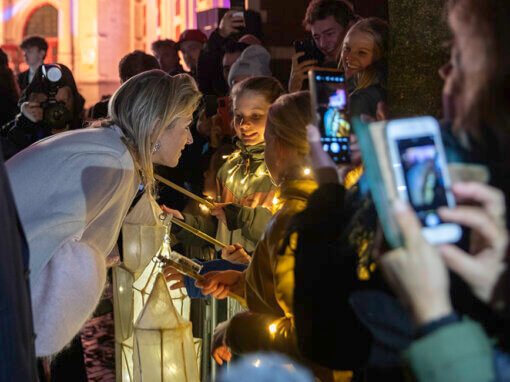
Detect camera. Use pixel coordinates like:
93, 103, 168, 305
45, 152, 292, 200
39, 64, 72, 129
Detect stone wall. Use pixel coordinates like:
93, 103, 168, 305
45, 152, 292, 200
387, 0, 450, 118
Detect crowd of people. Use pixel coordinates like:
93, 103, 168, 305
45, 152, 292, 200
1, 0, 510, 381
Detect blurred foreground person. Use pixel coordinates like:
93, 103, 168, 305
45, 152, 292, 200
0, 146, 38, 381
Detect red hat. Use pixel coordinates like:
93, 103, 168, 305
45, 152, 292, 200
177, 29, 207, 50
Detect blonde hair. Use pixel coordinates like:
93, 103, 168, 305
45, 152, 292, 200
107, 70, 201, 194
266, 91, 312, 157
340, 17, 388, 93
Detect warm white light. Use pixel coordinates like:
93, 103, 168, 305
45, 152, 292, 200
119, 286, 124, 293
253, 359, 261, 368
199, 204, 209, 213
269, 323, 277, 334
303, 168, 311, 175
222, 155, 229, 159
272, 197, 279, 205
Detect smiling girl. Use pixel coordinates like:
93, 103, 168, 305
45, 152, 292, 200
172, 76, 285, 254
340, 17, 388, 119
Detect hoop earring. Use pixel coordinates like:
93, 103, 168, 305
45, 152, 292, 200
152, 142, 161, 154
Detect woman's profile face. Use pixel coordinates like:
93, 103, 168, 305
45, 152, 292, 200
152, 116, 193, 167
233, 91, 271, 146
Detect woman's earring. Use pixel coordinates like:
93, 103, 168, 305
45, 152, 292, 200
152, 142, 161, 154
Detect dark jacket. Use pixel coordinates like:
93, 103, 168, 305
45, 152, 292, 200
347, 74, 386, 119
0, 146, 38, 381
197, 29, 230, 97
17, 70, 30, 93
1, 64, 85, 160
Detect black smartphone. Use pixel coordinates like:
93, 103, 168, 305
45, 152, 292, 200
309, 70, 351, 164
204, 94, 218, 118
294, 39, 325, 65
230, 0, 245, 11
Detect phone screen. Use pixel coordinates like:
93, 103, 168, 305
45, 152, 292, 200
313, 73, 351, 163
397, 136, 449, 227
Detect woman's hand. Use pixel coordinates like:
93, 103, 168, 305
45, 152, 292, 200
195, 270, 244, 299
221, 243, 250, 264
379, 200, 453, 326
160, 204, 184, 220
438, 182, 508, 309
210, 202, 231, 225
163, 266, 185, 290
211, 321, 232, 365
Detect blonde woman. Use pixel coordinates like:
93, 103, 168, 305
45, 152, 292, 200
5, 70, 201, 357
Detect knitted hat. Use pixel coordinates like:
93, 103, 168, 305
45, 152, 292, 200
228, 45, 272, 87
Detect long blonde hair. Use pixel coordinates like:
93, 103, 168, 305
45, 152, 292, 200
340, 17, 388, 93
107, 70, 201, 194
266, 91, 312, 157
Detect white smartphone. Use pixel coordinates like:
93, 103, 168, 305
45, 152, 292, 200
386, 116, 462, 245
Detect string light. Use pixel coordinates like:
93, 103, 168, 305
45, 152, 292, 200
253, 359, 261, 368
269, 323, 277, 336
303, 167, 311, 175
272, 197, 279, 205
199, 204, 210, 213
222, 155, 229, 159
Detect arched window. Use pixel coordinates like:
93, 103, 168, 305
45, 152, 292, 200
24, 5, 58, 63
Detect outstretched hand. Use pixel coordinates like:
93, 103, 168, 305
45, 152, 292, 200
221, 243, 250, 264
211, 321, 232, 365
210, 202, 231, 225
160, 204, 184, 220
163, 265, 185, 290
195, 270, 244, 299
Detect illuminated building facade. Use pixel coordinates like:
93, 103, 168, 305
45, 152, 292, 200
0, 0, 232, 106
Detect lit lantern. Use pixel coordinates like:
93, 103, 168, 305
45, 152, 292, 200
121, 194, 166, 277
114, 193, 200, 382
133, 273, 200, 382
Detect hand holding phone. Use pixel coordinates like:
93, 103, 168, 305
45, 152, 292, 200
386, 117, 462, 244
293, 39, 324, 65
219, 10, 246, 38
309, 70, 351, 164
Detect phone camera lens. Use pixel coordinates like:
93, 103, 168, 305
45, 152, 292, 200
425, 213, 440, 227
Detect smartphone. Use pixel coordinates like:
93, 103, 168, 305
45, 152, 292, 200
217, 96, 234, 136
230, 0, 245, 11
386, 116, 462, 244
309, 69, 351, 164
204, 94, 218, 118
294, 39, 325, 65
